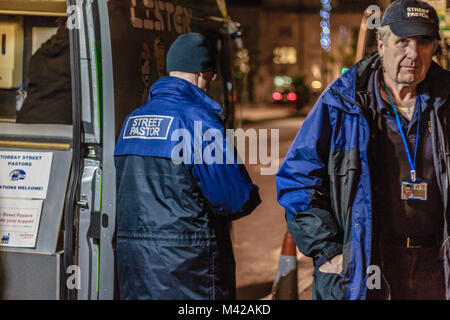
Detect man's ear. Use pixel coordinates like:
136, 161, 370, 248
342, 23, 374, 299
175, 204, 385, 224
377, 39, 384, 59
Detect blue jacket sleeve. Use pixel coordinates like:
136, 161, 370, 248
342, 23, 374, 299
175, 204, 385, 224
276, 97, 342, 267
191, 128, 261, 221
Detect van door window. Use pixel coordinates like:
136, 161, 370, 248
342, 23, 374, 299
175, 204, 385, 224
0, 16, 72, 125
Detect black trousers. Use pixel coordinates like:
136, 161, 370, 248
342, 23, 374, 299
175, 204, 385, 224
368, 244, 446, 300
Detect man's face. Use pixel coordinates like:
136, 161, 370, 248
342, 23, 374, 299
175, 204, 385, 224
378, 32, 436, 87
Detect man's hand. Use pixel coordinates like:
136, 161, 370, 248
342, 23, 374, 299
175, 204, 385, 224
318, 253, 343, 274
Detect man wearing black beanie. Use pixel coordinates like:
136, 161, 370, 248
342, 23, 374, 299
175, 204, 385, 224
114, 33, 261, 300
164, 33, 218, 91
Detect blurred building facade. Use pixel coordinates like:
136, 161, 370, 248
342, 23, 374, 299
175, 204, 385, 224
228, 0, 387, 104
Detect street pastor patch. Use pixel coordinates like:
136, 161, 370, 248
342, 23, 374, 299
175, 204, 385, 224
123, 115, 174, 140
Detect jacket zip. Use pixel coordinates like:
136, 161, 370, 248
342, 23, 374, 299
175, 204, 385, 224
329, 86, 394, 299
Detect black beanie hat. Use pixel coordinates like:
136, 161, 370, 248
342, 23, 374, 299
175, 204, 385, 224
166, 33, 216, 73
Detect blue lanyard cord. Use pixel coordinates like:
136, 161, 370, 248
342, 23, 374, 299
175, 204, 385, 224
383, 81, 421, 180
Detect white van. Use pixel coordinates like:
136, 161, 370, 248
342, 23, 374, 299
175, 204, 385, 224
0, 0, 244, 300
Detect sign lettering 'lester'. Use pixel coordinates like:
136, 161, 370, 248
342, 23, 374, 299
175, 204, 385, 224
130, 0, 192, 34
123, 115, 173, 139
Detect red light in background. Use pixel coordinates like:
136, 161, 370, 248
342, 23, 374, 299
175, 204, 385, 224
287, 92, 297, 101
272, 92, 283, 101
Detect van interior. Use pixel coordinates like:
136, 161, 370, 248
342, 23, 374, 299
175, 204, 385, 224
0, 2, 71, 124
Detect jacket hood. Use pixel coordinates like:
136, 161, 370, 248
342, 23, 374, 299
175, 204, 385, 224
41, 28, 70, 57
148, 76, 224, 120
322, 52, 381, 114
322, 52, 450, 114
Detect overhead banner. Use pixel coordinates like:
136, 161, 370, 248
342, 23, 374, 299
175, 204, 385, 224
0, 199, 43, 248
0, 151, 53, 199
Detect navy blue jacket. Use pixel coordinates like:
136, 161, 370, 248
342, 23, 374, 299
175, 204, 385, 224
277, 53, 450, 300
114, 76, 260, 299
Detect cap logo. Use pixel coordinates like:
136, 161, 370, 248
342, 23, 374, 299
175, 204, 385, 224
407, 7, 430, 19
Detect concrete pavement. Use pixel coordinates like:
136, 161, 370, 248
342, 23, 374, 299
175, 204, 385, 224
232, 116, 314, 300
235, 103, 311, 125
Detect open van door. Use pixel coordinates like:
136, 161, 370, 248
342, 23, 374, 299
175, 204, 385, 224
0, 0, 76, 300
0, 0, 244, 300
0, 0, 113, 299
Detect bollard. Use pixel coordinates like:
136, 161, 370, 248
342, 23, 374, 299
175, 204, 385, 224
271, 230, 299, 300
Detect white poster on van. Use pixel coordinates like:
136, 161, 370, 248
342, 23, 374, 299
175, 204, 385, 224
0, 151, 53, 199
0, 199, 43, 248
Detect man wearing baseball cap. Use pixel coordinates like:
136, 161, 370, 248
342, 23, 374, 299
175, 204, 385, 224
115, 33, 261, 299
277, 0, 450, 299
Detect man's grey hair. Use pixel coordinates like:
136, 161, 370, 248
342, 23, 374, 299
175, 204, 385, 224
376, 24, 439, 54
376, 25, 391, 44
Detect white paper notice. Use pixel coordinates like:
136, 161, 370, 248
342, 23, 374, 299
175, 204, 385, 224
0, 151, 53, 199
0, 199, 43, 248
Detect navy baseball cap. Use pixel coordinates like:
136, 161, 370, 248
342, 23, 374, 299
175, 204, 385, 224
381, 0, 441, 40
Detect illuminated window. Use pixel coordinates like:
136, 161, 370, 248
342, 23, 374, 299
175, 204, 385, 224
273, 47, 297, 65
311, 80, 322, 89
274, 76, 292, 87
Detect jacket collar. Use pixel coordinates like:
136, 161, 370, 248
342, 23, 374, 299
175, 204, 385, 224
321, 52, 381, 115
148, 76, 224, 119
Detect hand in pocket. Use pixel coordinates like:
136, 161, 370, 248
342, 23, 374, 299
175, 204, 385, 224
318, 253, 343, 274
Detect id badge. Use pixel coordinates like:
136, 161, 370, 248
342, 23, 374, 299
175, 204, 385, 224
401, 180, 427, 201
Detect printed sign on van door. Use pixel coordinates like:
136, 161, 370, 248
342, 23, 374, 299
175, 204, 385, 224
0, 151, 53, 199
0, 199, 43, 248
